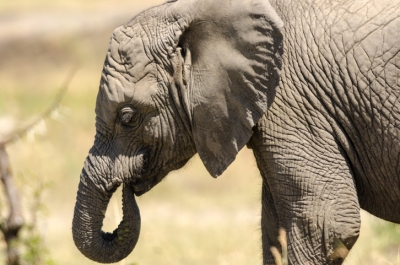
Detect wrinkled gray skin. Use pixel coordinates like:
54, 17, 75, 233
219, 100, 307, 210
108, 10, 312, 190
249, 0, 400, 264
72, 0, 283, 263
72, 0, 400, 264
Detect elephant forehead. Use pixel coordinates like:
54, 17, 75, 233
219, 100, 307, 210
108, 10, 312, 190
95, 73, 158, 126
95, 26, 159, 125
110, 25, 154, 83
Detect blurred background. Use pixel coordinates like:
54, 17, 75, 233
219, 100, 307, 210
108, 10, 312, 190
0, 1, 399, 264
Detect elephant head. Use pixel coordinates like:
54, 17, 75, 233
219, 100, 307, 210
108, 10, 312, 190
72, 0, 284, 262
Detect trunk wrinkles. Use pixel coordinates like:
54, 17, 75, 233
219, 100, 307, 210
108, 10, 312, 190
72, 166, 141, 263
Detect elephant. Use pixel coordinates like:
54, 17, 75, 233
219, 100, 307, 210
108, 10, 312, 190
72, 0, 283, 263
72, 0, 400, 265
250, 0, 400, 264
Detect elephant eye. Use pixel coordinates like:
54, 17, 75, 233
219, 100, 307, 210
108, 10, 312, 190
120, 107, 138, 127
121, 112, 133, 124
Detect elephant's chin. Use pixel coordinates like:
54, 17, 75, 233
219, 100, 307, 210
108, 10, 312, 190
132, 179, 155, 196
72, 170, 141, 263
132, 172, 167, 196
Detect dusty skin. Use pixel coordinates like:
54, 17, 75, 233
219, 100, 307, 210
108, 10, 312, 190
1, 0, 399, 265
70, 0, 400, 265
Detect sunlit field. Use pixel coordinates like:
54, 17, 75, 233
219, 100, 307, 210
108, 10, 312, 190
0, 1, 399, 264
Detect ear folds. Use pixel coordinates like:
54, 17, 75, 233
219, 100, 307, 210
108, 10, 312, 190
169, 0, 284, 177
169, 45, 193, 136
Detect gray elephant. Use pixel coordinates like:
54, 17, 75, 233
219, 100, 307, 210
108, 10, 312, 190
251, 0, 400, 264
72, 0, 400, 265
72, 0, 283, 263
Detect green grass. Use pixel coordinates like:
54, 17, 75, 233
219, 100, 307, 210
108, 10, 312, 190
0, 1, 399, 264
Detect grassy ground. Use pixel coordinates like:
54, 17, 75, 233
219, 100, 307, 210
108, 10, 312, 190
0, 1, 399, 264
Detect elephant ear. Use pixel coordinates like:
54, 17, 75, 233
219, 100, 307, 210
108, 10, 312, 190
169, 0, 284, 177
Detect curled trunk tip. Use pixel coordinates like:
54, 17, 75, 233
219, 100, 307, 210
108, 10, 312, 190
72, 171, 141, 263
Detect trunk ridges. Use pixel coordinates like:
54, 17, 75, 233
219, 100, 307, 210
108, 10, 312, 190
72, 169, 141, 264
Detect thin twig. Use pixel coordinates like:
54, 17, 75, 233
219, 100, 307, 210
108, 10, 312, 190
0, 67, 78, 145
0, 145, 23, 265
0, 68, 77, 265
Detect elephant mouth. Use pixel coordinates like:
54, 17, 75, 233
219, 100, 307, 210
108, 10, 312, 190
132, 174, 163, 196
133, 158, 191, 196
132, 181, 152, 196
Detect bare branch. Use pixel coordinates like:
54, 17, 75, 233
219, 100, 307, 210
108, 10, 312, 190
0, 145, 23, 265
0, 67, 78, 145
0, 67, 77, 264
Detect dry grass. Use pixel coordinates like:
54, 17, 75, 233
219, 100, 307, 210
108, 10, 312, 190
0, 1, 399, 264
271, 229, 288, 265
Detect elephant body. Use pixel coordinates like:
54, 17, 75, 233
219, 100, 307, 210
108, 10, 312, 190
72, 0, 400, 264
251, 0, 400, 264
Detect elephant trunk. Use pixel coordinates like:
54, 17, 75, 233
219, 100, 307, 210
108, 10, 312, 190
72, 167, 141, 263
